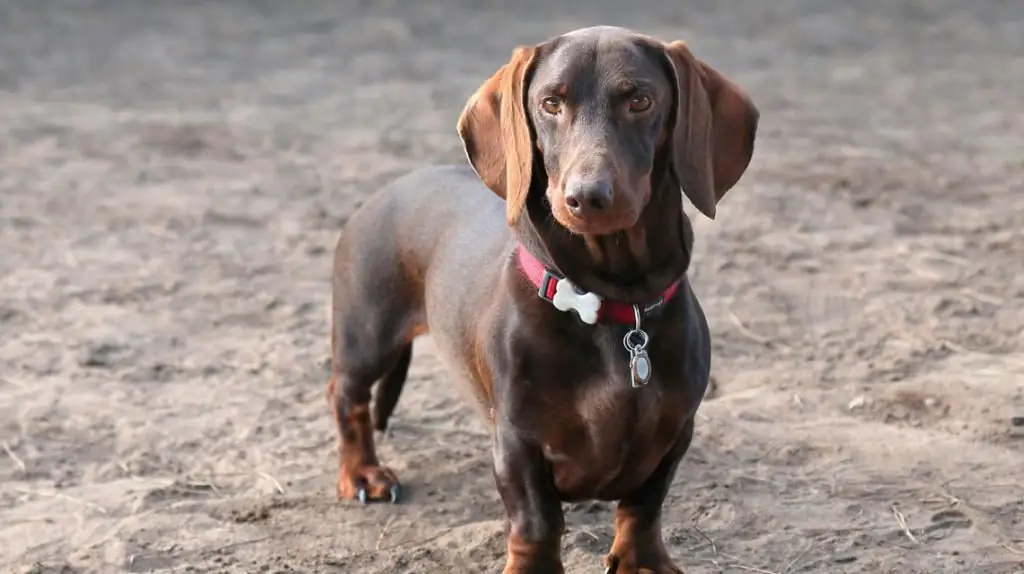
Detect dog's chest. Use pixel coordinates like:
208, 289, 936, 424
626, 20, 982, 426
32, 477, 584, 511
540, 368, 685, 500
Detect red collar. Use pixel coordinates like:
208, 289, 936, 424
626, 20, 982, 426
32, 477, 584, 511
514, 243, 682, 325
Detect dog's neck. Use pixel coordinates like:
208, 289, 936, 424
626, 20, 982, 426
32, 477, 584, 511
518, 171, 693, 304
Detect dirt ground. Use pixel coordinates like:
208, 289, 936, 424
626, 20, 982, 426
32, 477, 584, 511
1, 1, 1022, 573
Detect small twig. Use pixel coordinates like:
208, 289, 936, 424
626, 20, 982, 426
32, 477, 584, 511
377, 527, 453, 553
718, 553, 780, 574
891, 505, 919, 544
752, 442, 782, 464
928, 489, 963, 507
1000, 542, 1024, 556
736, 474, 784, 487
158, 535, 273, 569
917, 249, 968, 267
219, 535, 275, 552
256, 471, 284, 494
732, 566, 780, 574
940, 339, 981, 355
178, 480, 222, 495
14, 487, 108, 514
82, 509, 157, 552
693, 524, 718, 555
728, 309, 771, 345
0, 376, 27, 389
902, 262, 943, 281
783, 543, 813, 573
961, 287, 1003, 305
375, 514, 396, 551
2, 441, 26, 472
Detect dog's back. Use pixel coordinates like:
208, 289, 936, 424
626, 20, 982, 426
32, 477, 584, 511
337, 164, 506, 281
329, 165, 511, 429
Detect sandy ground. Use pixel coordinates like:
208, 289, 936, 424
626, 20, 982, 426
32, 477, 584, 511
1, 1, 1022, 573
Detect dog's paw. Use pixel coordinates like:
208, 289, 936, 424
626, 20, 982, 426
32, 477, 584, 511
604, 553, 684, 574
338, 464, 401, 504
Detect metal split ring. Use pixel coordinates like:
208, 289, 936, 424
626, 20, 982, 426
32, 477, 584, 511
622, 329, 649, 352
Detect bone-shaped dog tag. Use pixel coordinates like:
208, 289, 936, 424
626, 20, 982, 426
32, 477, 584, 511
551, 278, 602, 324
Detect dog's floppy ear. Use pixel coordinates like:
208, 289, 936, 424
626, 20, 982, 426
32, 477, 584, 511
662, 41, 759, 220
457, 46, 538, 227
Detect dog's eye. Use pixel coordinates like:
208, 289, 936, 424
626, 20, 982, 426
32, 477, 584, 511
628, 94, 652, 113
541, 96, 563, 115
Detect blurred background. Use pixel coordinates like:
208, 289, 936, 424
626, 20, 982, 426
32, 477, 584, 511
1, 1, 1021, 573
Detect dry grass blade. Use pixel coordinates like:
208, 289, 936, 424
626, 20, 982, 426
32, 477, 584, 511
1000, 543, 1024, 556
375, 514, 397, 551
728, 309, 772, 345
961, 287, 1003, 305
783, 543, 813, 573
14, 487, 108, 514
693, 524, 718, 555
2, 441, 26, 472
732, 566, 780, 574
719, 552, 781, 574
0, 376, 28, 389
256, 471, 285, 494
376, 527, 454, 554
891, 505, 919, 544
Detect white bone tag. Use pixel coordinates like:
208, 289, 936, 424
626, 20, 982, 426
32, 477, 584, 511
551, 278, 602, 324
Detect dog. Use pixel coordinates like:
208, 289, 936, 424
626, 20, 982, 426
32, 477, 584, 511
326, 25, 759, 573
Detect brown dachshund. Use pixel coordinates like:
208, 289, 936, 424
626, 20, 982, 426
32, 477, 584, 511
326, 25, 759, 573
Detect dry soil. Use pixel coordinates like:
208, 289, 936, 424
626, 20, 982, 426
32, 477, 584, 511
1, 1, 1022, 573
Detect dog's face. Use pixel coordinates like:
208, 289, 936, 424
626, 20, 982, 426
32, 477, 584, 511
458, 26, 759, 235
525, 28, 675, 235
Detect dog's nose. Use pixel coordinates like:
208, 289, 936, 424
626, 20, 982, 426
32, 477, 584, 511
564, 179, 612, 218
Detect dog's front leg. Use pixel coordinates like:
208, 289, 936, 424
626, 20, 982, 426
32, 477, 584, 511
493, 424, 565, 574
604, 417, 694, 574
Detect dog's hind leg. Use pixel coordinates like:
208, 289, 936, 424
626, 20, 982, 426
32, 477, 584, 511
372, 342, 412, 432
326, 310, 413, 505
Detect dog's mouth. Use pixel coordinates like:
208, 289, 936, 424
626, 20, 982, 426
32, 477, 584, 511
555, 213, 637, 236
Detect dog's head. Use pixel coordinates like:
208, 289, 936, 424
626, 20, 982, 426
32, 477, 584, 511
457, 26, 759, 235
